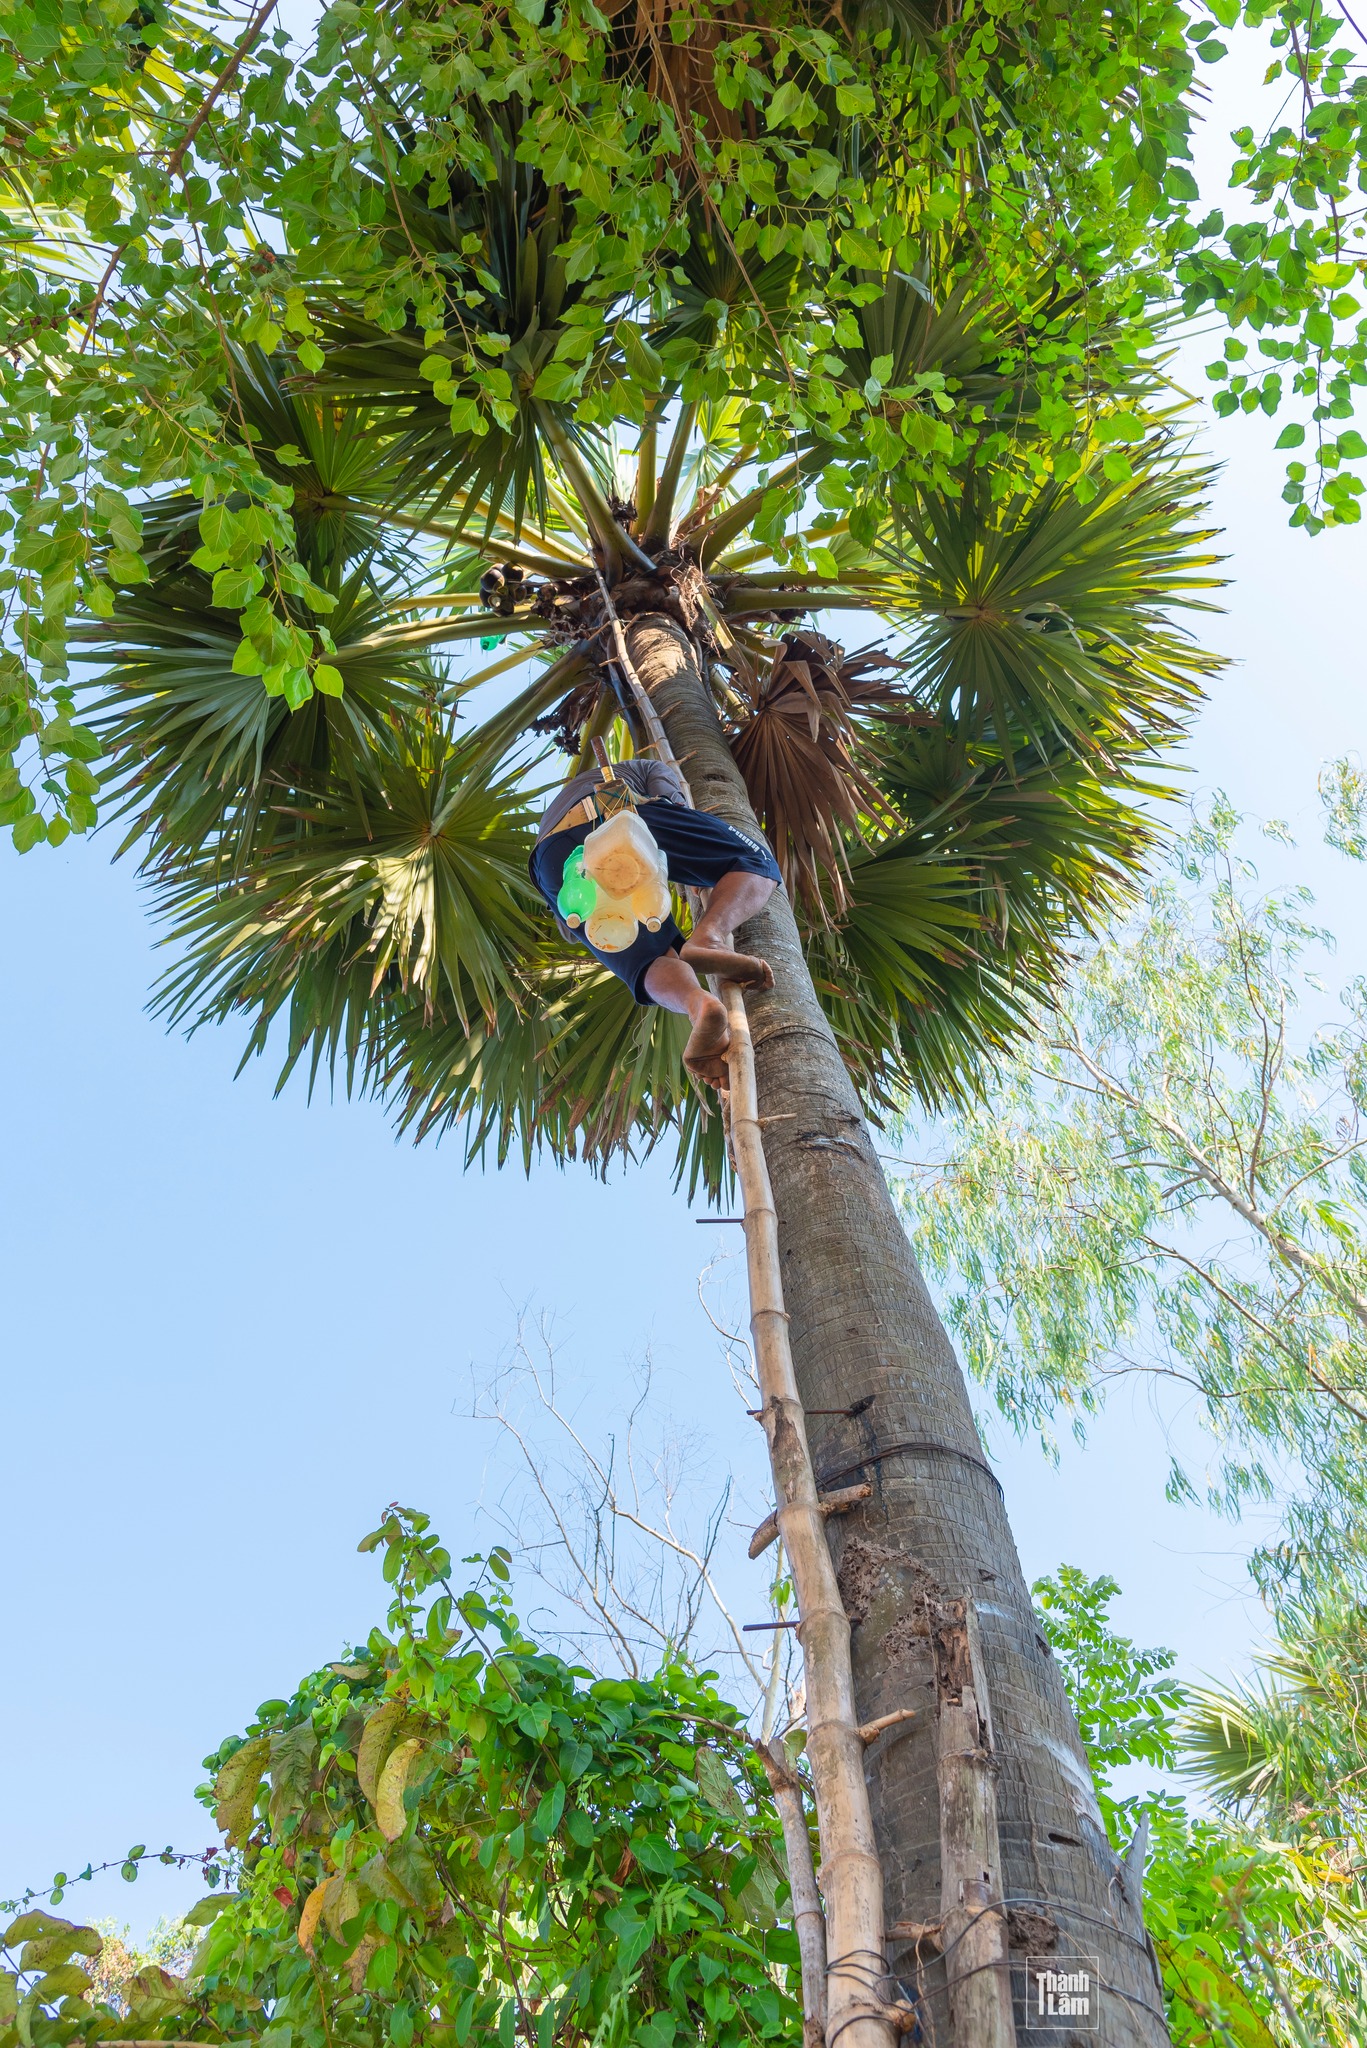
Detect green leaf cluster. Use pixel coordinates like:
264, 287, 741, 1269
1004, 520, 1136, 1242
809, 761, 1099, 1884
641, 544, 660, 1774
1035, 1567, 1367, 2047
2, 0, 1210, 841
1171, 0, 1367, 532
0, 1511, 803, 2048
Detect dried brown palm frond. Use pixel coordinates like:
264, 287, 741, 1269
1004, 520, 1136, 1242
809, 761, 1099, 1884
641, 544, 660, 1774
725, 631, 929, 919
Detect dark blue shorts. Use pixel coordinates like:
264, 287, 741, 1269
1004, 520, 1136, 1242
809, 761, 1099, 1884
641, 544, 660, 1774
529, 798, 781, 1004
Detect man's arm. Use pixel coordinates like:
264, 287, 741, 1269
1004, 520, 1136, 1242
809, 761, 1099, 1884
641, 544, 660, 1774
643, 759, 688, 804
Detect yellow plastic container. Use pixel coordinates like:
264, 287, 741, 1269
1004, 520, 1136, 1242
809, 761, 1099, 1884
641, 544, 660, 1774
579, 810, 672, 951
583, 810, 668, 900
584, 895, 640, 952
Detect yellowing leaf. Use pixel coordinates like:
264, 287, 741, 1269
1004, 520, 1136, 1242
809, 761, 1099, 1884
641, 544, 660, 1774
345, 1932, 379, 1993
376, 1737, 425, 1839
296, 1880, 333, 1956
356, 1701, 407, 1806
126, 1965, 191, 2017
214, 1735, 271, 1847
3, 1913, 74, 1947
19, 1927, 101, 1970
322, 1878, 359, 1944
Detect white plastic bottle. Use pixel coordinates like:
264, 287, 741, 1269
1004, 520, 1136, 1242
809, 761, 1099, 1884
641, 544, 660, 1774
582, 810, 668, 900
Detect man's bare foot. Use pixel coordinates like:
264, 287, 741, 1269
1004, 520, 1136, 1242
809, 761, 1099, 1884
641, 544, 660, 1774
683, 993, 731, 1084
680, 942, 775, 991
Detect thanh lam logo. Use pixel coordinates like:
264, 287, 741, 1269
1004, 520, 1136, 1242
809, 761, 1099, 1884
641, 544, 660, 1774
1027, 1958, 1099, 2030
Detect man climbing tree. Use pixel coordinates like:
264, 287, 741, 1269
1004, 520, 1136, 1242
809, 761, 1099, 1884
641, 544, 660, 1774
0, 0, 1282, 2039
531, 750, 778, 1081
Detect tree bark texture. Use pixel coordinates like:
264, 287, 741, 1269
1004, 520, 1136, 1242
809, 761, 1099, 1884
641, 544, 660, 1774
931, 1596, 1016, 2048
625, 612, 1171, 2048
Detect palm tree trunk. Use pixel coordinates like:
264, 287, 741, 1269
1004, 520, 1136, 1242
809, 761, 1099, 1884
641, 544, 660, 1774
626, 611, 1171, 2048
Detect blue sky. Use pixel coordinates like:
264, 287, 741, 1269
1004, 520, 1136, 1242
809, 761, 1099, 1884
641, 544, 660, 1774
4, 44, 1366, 1940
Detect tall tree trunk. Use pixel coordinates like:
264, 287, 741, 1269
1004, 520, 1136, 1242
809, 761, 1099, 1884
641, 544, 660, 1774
627, 611, 1171, 2048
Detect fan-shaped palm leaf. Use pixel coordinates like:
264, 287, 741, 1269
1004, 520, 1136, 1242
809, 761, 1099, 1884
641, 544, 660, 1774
80, 542, 491, 870
885, 454, 1224, 759
151, 726, 542, 1041
1181, 1600, 1367, 1838
389, 957, 729, 1201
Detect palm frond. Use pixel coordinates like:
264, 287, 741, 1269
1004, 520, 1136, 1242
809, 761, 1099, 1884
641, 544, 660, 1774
884, 452, 1225, 759
149, 723, 543, 1039
1180, 1599, 1367, 1834
804, 728, 1175, 1113
388, 957, 730, 1201
302, 121, 620, 546
78, 537, 491, 870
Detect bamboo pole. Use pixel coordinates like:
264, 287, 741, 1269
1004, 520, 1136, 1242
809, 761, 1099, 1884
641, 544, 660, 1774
754, 1740, 829, 2048
590, 567, 680, 776
587, 607, 876, 2048
723, 980, 895, 2048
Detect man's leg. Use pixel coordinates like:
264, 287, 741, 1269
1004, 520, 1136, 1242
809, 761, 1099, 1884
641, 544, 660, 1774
680, 869, 777, 989
642, 951, 732, 1083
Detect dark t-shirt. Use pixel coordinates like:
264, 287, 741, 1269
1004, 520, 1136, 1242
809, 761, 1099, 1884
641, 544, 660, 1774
537, 758, 689, 840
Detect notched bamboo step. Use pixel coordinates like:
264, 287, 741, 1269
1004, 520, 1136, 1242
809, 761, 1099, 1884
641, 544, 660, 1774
856, 1707, 917, 1746
747, 1481, 872, 1558
885, 1919, 943, 1951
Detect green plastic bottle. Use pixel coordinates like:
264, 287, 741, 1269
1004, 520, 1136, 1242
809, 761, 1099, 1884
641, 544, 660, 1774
556, 847, 598, 928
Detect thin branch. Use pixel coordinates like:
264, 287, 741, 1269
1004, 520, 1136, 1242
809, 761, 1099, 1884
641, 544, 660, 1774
166, 0, 280, 178
1053, 1039, 1367, 1333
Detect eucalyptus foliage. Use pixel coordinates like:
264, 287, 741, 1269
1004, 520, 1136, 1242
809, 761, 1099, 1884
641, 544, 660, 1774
894, 766, 1367, 1598
0, 1508, 806, 2048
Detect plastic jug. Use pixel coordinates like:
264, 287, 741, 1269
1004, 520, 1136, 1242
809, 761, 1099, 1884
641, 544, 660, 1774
584, 897, 641, 951
558, 816, 673, 954
583, 810, 668, 901
628, 869, 671, 932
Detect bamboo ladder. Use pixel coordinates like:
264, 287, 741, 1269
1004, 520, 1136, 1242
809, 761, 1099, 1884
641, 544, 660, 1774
598, 594, 1015, 2048
596, 598, 893, 2048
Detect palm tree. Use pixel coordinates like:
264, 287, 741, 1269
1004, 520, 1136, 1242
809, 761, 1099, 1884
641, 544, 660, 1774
1183, 1599, 1367, 1856
1180, 1603, 1367, 2043
68, 30, 1221, 2046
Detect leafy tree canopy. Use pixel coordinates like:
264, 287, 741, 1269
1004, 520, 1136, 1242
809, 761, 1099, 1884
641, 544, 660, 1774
1, 1509, 805, 2048
895, 763, 1367, 1602
2, 0, 1240, 1183
1034, 1566, 1367, 2047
